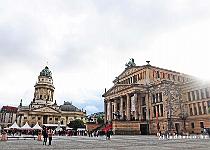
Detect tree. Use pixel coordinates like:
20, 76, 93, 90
97, 117, 104, 124
68, 119, 85, 130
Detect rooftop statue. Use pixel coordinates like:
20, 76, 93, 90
125, 58, 136, 68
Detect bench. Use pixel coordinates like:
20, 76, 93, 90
7, 136, 36, 140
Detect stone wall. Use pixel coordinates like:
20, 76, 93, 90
112, 120, 140, 135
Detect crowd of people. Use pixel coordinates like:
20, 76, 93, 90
0, 127, 113, 143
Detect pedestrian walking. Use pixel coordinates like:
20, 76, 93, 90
48, 128, 53, 145
37, 130, 42, 141
42, 127, 48, 145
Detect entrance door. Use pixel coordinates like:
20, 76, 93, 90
43, 115, 48, 124
140, 124, 149, 135
175, 123, 180, 134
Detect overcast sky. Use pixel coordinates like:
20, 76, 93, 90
0, 0, 210, 114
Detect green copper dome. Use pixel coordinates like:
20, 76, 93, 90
40, 66, 52, 77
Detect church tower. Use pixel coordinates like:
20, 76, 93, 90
33, 66, 55, 106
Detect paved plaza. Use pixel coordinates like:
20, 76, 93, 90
0, 135, 210, 150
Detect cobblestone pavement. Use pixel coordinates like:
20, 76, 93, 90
0, 135, 210, 150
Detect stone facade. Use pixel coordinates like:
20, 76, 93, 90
0, 106, 18, 128
17, 66, 86, 127
103, 60, 210, 135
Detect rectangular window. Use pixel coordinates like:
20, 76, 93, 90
38, 117, 41, 120
203, 105, 207, 114
153, 106, 156, 118
191, 122, 195, 128
159, 93, 162, 102
188, 92, 191, 101
117, 103, 120, 111
190, 108, 193, 116
192, 91, 196, 101
152, 94, 156, 104
205, 88, 209, 98
160, 104, 163, 117
194, 107, 197, 115
208, 101, 210, 114
196, 90, 200, 100
142, 97, 146, 106
173, 75, 175, 80
201, 89, 204, 99
156, 93, 159, 102
157, 71, 160, 78
24, 117, 27, 119
49, 118, 52, 121
199, 105, 202, 115
200, 122, 204, 128
157, 105, 159, 117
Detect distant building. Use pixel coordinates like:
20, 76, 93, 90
16, 66, 86, 127
0, 106, 18, 128
103, 59, 210, 135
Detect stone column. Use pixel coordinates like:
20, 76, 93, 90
134, 93, 138, 120
145, 92, 150, 120
159, 104, 162, 117
196, 102, 199, 115
187, 104, 190, 115
205, 101, 209, 114
104, 100, 107, 123
108, 101, 112, 122
126, 94, 131, 121
155, 105, 158, 117
120, 96, 124, 120
138, 94, 142, 120
201, 102, 204, 115
192, 103, 195, 115
190, 92, 193, 101
114, 99, 118, 120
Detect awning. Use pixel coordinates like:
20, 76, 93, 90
43, 124, 65, 127
77, 128, 86, 131
32, 122, 42, 130
21, 122, 32, 130
9, 121, 20, 129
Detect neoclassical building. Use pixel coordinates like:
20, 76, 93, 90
103, 59, 210, 135
17, 66, 86, 127
0, 106, 18, 128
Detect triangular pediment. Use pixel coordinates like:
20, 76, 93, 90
32, 106, 60, 114
118, 66, 144, 80
103, 84, 131, 97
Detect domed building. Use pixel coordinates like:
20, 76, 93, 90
17, 66, 86, 127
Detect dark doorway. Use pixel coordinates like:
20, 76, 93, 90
175, 123, 180, 134
43, 115, 48, 124
140, 124, 149, 135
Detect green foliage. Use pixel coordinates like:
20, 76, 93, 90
97, 117, 104, 124
68, 119, 85, 130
